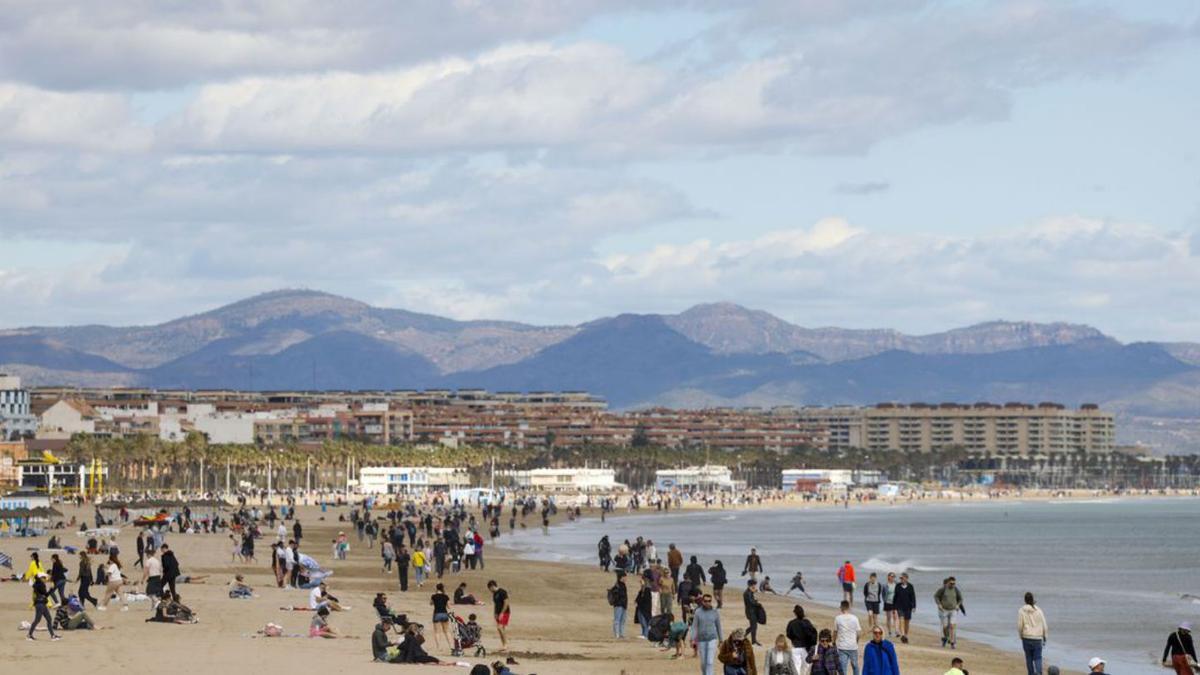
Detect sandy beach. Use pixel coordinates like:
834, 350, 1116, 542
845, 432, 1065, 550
1, 500, 1085, 674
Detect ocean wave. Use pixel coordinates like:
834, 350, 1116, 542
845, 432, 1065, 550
860, 557, 956, 574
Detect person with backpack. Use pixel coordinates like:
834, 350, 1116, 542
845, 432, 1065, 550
609, 573, 628, 639
787, 605, 819, 675
934, 577, 964, 649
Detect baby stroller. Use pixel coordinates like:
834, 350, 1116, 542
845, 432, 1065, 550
450, 613, 485, 657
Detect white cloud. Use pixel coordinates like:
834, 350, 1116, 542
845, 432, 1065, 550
0, 84, 148, 151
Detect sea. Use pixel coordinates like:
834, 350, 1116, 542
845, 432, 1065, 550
502, 498, 1200, 673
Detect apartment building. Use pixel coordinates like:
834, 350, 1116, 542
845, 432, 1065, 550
791, 403, 1114, 454
0, 375, 38, 440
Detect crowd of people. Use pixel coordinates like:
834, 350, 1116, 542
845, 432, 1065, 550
597, 534, 1196, 675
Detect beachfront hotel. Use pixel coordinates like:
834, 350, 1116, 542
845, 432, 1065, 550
784, 403, 1115, 455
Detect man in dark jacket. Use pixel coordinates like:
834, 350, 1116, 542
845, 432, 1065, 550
787, 604, 819, 671
742, 547, 764, 581
744, 579, 763, 646
610, 573, 629, 639
293, 520, 302, 543
892, 573, 917, 644
160, 544, 181, 597
684, 555, 707, 588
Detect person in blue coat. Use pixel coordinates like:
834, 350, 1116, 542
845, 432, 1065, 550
862, 626, 900, 675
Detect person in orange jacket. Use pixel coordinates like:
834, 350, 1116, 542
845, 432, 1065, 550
836, 561, 857, 603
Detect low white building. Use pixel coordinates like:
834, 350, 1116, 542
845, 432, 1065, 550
655, 465, 741, 491
1, 489, 51, 509
504, 468, 618, 492
357, 466, 470, 495
781, 469, 887, 491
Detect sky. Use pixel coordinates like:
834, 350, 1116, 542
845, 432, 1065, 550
1, 1, 1198, 341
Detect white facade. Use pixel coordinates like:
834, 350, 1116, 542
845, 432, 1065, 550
781, 469, 887, 491
39, 400, 97, 438
1, 490, 51, 509
0, 374, 37, 440
357, 466, 470, 495
505, 468, 617, 492
655, 465, 740, 491
192, 414, 256, 444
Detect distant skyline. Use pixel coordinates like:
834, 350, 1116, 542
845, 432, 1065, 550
1, 2, 1198, 341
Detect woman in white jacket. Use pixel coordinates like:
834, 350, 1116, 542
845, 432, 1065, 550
1018, 592, 1048, 675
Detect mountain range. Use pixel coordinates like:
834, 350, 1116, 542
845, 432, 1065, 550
2, 289, 1198, 450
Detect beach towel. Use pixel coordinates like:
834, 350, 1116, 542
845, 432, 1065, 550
0, 551, 11, 569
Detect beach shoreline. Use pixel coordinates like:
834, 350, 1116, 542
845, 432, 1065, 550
1, 497, 1131, 674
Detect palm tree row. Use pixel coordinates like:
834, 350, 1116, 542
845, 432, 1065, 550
63, 433, 994, 491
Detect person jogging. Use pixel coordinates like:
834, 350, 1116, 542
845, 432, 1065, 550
934, 577, 964, 649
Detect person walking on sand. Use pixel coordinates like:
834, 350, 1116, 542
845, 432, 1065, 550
1162, 622, 1198, 674
786, 604, 818, 675
396, 545, 410, 591
609, 572, 628, 639
668, 543, 684, 587
1018, 592, 1048, 675
719, 628, 757, 675
766, 632, 801, 675
76, 551, 98, 609
809, 629, 843, 675
27, 573, 60, 641
710, 560, 729, 609
882, 573, 898, 638
686, 555, 707, 588
635, 575, 653, 639
833, 601, 862, 675
934, 577, 964, 649
837, 561, 856, 604
743, 548, 764, 582
892, 574, 915, 644
745, 579, 764, 646
487, 580, 510, 653
599, 535, 612, 572
430, 583, 452, 651
98, 552, 127, 611
861, 627, 899, 675
690, 593, 723, 675
862, 573, 882, 631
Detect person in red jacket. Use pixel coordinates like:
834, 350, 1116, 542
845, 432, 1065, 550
837, 561, 857, 603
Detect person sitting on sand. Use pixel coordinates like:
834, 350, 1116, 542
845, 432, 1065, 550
396, 623, 440, 663
761, 576, 778, 595
229, 574, 253, 599
455, 582, 484, 605
371, 616, 403, 662
310, 606, 339, 638
146, 591, 198, 624
64, 596, 96, 630
309, 581, 346, 612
